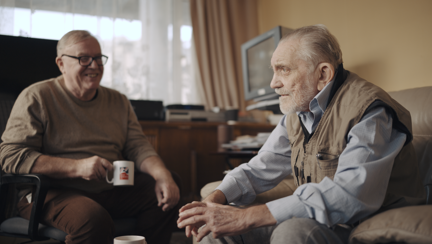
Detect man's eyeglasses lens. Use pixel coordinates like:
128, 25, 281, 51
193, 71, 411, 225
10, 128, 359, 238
62, 54, 108, 66
79, 56, 108, 66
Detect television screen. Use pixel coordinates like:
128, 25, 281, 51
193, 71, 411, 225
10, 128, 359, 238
241, 26, 293, 113
247, 36, 275, 93
0, 35, 61, 97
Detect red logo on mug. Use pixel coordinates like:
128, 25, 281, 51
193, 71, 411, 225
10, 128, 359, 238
119, 167, 129, 180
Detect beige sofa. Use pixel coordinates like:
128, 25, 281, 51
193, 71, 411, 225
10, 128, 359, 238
199, 86, 432, 244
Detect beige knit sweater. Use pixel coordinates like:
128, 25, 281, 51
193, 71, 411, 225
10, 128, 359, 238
0, 76, 157, 193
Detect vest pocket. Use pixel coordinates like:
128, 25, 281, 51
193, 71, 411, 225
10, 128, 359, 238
316, 152, 339, 181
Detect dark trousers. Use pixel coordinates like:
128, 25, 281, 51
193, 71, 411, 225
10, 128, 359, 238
17, 172, 181, 244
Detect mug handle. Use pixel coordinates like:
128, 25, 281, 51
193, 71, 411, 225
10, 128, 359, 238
106, 170, 113, 184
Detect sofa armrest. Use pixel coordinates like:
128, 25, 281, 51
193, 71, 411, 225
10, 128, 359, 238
0, 173, 51, 240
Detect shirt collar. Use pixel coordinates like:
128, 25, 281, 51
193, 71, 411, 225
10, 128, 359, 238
314, 75, 335, 113
299, 69, 338, 115
296, 70, 338, 133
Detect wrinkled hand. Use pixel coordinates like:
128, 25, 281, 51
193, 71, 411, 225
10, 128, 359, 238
177, 201, 251, 242
76, 156, 112, 181
155, 176, 180, 211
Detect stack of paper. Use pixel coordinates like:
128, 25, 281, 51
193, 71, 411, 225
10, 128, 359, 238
222, 133, 272, 150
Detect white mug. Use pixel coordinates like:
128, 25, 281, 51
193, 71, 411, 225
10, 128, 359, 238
114, 235, 146, 244
106, 160, 134, 186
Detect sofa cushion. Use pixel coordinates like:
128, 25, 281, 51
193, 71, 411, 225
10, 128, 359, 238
349, 205, 432, 244
388, 86, 432, 136
200, 181, 222, 200
200, 177, 296, 204
254, 177, 296, 204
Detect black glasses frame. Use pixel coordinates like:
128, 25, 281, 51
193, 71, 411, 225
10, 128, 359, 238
61, 54, 108, 67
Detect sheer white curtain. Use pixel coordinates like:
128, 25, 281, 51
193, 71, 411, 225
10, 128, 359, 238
0, 0, 200, 105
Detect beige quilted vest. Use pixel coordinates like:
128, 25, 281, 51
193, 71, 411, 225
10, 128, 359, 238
286, 71, 425, 209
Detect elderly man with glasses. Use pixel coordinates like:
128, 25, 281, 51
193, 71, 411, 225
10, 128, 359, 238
0, 30, 180, 244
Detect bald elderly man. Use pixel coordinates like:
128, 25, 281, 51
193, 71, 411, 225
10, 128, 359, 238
1, 30, 180, 244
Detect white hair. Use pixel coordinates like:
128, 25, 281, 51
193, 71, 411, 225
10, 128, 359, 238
281, 24, 343, 71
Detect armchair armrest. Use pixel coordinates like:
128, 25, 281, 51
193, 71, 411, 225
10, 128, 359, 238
0, 173, 51, 240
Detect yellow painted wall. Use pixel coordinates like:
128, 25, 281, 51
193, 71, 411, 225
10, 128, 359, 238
257, 0, 432, 92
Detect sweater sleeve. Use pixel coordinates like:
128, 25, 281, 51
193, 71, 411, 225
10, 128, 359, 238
121, 98, 158, 169
0, 89, 44, 174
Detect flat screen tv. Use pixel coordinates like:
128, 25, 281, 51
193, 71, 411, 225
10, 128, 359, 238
241, 26, 292, 113
0, 35, 61, 98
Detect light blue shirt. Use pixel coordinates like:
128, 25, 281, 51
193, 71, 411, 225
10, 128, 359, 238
216, 79, 407, 227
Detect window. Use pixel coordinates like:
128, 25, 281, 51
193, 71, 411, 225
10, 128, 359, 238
0, 0, 199, 105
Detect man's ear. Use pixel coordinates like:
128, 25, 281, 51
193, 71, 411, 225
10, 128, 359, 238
56, 56, 65, 74
316, 62, 335, 91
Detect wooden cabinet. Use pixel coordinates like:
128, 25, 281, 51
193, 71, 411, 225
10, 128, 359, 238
139, 121, 275, 199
